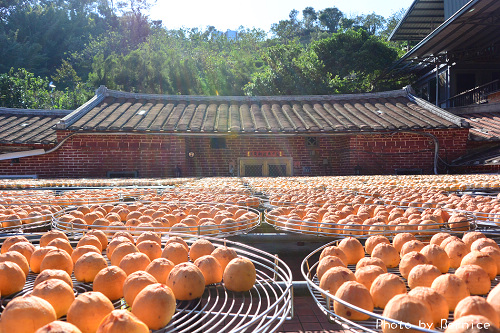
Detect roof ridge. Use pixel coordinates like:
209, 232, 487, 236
57, 85, 107, 129
103, 86, 409, 102
0, 107, 72, 117
405, 86, 470, 128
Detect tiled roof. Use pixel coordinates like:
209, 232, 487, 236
58, 86, 467, 134
460, 111, 500, 141
0, 108, 72, 144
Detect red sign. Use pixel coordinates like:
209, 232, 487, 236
247, 151, 283, 157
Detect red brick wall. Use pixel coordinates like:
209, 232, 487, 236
0, 143, 56, 177
0, 134, 186, 178
0, 128, 470, 178
184, 136, 349, 177
348, 129, 469, 175
53, 133, 186, 178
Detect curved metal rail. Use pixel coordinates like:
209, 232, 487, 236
301, 239, 500, 333
52, 202, 262, 238
0, 234, 293, 333
265, 207, 476, 240
0, 212, 54, 235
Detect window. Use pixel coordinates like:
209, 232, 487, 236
107, 171, 138, 178
210, 138, 227, 149
305, 137, 318, 147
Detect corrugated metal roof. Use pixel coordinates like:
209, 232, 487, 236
57, 86, 467, 134
408, 0, 500, 59
445, 0, 470, 19
389, 0, 445, 41
0, 108, 71, 144
389, 0, 500, 74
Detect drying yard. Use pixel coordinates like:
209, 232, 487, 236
1, 174, 500, 332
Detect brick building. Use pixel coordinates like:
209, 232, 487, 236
0, 86, 469, 178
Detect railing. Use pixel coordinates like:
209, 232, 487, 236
448, 79, 499, 107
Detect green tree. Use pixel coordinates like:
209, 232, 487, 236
243, 41, 329, 95
0, 0, 408, 105
0, 2, 111, 77
116, 0, 156, 15
318, 7, 343, 33
52, 81, 94, 110
118, 11, 151, 48
85, 25, 267, 96
302, 6, 317, 30
52, 59, 81, 89
355, 13, 386, 35
380, 8, 407, 41
0, 67, 93, 109
271, 7, 333, 45
311, 29, 400, 92
339, 17, 357, 31
270, 9, 303, 43
0, 0, 28, 22
0, 68, 53, 108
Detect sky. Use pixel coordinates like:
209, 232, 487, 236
149, 0, 415, 32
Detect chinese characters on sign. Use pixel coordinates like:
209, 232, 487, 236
247, 151, 283, 157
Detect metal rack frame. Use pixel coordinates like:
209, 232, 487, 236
0, 233, 293, 333
301, 239, 500, 333
51, 201, 262, 238
265, 206, 477, 240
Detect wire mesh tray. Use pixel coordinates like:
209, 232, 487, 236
265, 207, 476, 240
0, 220, 52, 235
140, 191, 262, 209
0, 188, 157, 207
471, 211, 500, 229
0, 212, 54, 235
0, 234, 293, 333
301, 239, 500, 333
51, 202, 262, 238
167, 235, 293, 333
0, 178, 191, 190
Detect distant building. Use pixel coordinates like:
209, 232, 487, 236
212, 29, 238, 40
225, 30, 238, 40
389, 0, 500, 109
389, 0, 500, 172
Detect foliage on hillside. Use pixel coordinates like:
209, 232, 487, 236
0, 0, 409, 109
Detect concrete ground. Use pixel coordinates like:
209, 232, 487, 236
231, 233, 347, 333
276, 294, 345, 333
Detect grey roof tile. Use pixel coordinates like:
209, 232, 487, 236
56, 87, 467, 134
0, 108, 72, 144
461, 111, 500, 141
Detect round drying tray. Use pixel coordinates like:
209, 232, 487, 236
472, 210, 500, 228
139, 190, 262, 209
0, 211, 54, 234
0, 234, 293, 333
301, 239, 500, 333
261, 187, 361, 208
0, 187, 150, 206
51, 201, 262, 238
265, 207, 477, 240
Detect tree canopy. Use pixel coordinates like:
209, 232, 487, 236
0, 1, 410, 109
